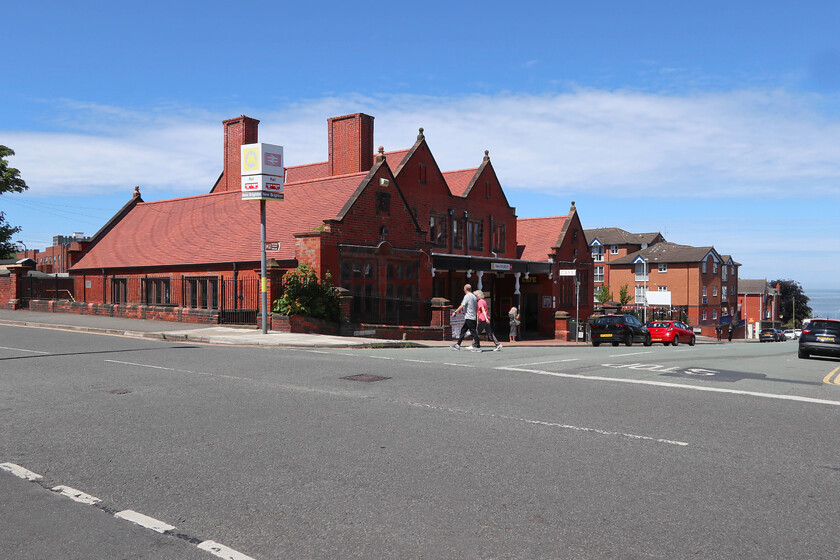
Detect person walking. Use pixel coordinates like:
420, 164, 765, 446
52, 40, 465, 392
475, 290, 502, 351
508, 305, 520, 343
727, 324, 733, 342
451, 284, 481, 351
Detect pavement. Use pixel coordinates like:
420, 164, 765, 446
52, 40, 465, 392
0, 308, 729, 349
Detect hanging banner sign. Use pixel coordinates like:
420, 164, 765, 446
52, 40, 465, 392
556, 269, 577, 277
491, 263, 512, 271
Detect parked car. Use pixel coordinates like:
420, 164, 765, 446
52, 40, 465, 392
759, 328, 784, 342
591, 315, 651, 347
799, 319, 840, 359
646, 320, 696, 346
783, 329, 797, 340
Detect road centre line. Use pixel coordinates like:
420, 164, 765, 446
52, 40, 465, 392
115, 510, 176, 533
497, 366, 840, 407
51, 485, 101, 505
2, 462, 253, 559
104, 360, 251, 382
0, 462, 43, 480
0, 346, 49, 354
443, 362, 476, 368
609, 351, 654, 357
404, 402, 687, 446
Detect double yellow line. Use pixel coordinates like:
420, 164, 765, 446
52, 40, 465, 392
823, 366, 840, 385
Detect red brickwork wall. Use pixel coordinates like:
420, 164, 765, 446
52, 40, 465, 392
328, 114, 374, 176
27, 299, 219, 324
216, 116, 260, 192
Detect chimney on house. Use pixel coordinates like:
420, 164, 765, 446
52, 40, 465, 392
328, 113, 374, 176
216, 115, 260, 192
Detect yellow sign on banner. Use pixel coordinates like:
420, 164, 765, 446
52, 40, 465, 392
242, 147, 260, 173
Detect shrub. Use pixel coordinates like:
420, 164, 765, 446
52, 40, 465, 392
273, 264, 340, 322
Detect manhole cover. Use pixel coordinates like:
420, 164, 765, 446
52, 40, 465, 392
106, 389, 132, 395
341, 374, 391, 383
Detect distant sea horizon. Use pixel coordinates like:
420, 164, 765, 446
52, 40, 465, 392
807, 288, 840, 320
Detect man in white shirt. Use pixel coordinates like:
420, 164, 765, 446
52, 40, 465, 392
451, 284, 481, 351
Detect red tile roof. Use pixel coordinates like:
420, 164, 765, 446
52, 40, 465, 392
516, 216, 568, 261
72, 173, 367, 270
285, 161, 329, 183
443, 169, 478, 197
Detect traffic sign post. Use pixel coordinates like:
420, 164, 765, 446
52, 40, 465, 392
241, 143, 285, 334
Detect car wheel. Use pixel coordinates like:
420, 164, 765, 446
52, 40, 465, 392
592, 341, 600, 347
625, 335, 633, 347
689, 336, 696, 346
663, 341, 671, 346
673, 335, 679, 347
612, 342, 619, 347
643, 335, 652, 347
798, 347, 809, 359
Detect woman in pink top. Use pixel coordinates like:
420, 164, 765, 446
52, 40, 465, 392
475, 290, 502, 351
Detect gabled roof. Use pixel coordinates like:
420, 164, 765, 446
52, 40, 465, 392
442, 168, 478, 197
516, 216, 568, 261
585, 227, 662, 247
72, 172, 368, 270
285, 149, 409, 184
739, 279, 773, 294
608, 242, 719, 265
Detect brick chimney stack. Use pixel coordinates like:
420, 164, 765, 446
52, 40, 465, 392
328, 113, 374, 176
216, 115, 260, 192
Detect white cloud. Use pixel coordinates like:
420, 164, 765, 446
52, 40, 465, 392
5, 89, 840, 200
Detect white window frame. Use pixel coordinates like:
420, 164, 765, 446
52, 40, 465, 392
702, 310, 707, 322
702, 285, 707, 297
658, 263, 667, 273
592, 246, 604, 262
594, 265, 604, 283
610, 245, 619, 255
658, 286, 668, 292
713, 285, 718, 297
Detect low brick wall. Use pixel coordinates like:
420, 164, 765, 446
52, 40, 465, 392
271, 314, 340, 335
341, 322, 447, 341
27, 299, 219, 324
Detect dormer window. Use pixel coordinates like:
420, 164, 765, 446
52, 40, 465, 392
592, 246, 604, 262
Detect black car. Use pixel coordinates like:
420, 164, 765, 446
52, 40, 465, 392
759, 328, 784, 342
799, 319, 840, 359
591, 314, 651, 347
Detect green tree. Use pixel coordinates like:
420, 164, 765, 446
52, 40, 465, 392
618, 284, 633, 307
0, 145, 29, 258
595, 284, 613, 305
273, 264, 341, 322
770, 279, 812, 327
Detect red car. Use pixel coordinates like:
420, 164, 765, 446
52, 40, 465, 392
646, 320, 696, 346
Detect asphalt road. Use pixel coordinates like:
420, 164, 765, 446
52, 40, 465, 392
2, 325, 840, 559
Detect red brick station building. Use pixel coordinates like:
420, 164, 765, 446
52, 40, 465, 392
5, 113, 595, 340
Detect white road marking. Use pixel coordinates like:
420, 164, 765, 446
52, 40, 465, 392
115, 510, 176, 533
610, 351, 654, 357
198, 540, 256, 560
0, 346, 49, 354
368, 355, 395, 360
443, 362, 476, 368
511, 358, 580, 367
51, 485, 101, 505
104, 360, 250, 381
403, 359, 432, 363
404, 401, 686, 446
0, 462, 42, 480
497, 366, 840, 407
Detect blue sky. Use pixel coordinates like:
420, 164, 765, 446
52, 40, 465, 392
2, 0, 839, 293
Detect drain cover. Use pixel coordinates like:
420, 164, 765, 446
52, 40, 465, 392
106, 389, 132, 395
341, 374, 391, 383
